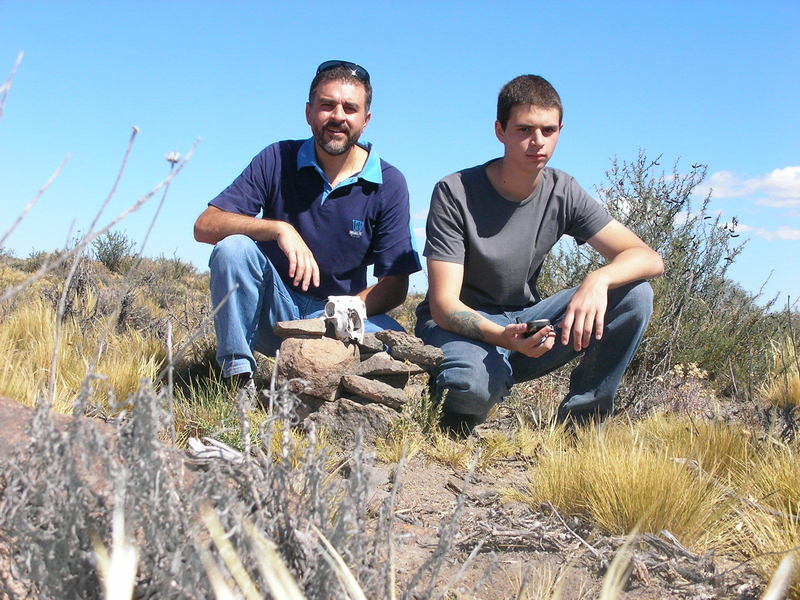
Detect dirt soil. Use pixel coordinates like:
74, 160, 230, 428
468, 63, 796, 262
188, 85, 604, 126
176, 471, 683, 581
365, 422, 766, 599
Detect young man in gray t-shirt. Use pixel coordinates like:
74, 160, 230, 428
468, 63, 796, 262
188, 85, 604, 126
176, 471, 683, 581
415, 75, 664, 433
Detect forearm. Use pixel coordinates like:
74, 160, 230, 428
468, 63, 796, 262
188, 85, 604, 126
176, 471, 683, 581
430, 296, 508, 347
194, 206, 288, 245
589, 247, 664, 289
358, 275, 409, 316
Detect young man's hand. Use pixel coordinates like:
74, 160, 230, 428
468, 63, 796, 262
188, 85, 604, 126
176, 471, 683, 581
275, 222, 320, 291
502, 322, 556, 358
559, 272, 610, 351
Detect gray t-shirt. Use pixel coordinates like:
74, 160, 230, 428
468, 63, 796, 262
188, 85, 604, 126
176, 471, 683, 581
422, 161, 612, 310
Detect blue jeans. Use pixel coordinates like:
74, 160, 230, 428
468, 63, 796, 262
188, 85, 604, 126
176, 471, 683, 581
209, 235, 404, 377
415, 281, 653, 421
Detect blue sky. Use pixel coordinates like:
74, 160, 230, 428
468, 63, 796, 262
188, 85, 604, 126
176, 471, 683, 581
2, 1, 798, 307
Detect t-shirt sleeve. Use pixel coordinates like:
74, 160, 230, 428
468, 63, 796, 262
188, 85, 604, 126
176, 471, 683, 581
208, 145, 277, 216
564, 176, 612, 244
423, 178, 466, 264
371, 167, 422, 278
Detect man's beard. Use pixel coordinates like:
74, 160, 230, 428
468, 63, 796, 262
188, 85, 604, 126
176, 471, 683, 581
315, 122, 361, 156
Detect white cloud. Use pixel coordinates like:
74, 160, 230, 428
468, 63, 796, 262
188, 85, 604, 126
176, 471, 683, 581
732, 221, 800, 241
411, 209, 429, 220
699, 166, 800, 208
772, 227, 800, 241
413, 227, 425, 240
755, 196, 800, 208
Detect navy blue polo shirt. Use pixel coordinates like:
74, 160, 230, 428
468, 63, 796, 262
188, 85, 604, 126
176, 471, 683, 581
210, 138, 421, 299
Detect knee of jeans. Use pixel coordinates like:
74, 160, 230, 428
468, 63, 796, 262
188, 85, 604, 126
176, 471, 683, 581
436, 362, 510, 417
618, 280, 654, 319
209, 234, 261, 272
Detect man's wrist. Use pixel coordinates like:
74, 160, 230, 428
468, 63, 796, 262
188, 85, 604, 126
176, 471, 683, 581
269, 220, 292, 242
586, 268, 612, 289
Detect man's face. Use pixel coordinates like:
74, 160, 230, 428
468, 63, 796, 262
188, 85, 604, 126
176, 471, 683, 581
306, 79, 371, 157
495, 105, 563, 172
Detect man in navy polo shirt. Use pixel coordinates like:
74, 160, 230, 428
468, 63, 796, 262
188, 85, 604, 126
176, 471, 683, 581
194, 60, 421, 382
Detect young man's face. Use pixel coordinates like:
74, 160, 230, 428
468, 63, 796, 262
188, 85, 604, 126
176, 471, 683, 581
306, 79, 371, 157
495, 105, 563, 173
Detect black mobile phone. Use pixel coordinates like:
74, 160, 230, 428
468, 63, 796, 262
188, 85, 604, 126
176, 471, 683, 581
518, 318, 551, 337
525, 319, 551, 337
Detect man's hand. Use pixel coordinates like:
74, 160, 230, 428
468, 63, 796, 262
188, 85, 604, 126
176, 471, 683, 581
501, 321, 556, 358
559, 272, 609, 351
275, 222, 320, 291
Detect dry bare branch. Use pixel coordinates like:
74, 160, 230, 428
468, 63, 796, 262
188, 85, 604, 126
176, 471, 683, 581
0, 51, 23, 119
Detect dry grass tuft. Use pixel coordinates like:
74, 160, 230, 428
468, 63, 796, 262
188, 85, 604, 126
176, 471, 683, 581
0, 296, 164, 411
733, 506, 800, 599
376, 418, 426, 463
761, 336, 800, 408
518, 418, 733, 548
426, 430, 476, 471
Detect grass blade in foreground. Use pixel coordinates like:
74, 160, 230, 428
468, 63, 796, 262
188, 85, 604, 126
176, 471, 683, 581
313, 524, 368, 600
243, 519, 307, 600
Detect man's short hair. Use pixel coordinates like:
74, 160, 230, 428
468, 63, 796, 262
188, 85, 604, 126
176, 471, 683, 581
497, 75, 562, 128
309, 64, 373, 111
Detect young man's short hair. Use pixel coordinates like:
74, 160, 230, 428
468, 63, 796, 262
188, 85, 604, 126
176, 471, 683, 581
309, 64, 373, 111
497, 75, 562, 128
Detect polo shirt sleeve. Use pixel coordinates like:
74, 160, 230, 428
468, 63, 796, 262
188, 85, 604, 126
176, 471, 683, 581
371, 166, 422, 278
423, 177, 466, 264
564, 175, 612, 244
209, 145, 278, 216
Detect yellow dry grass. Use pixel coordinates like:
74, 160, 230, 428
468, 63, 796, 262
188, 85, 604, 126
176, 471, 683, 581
516, 418, 736, 548
733, 505, 800, 599
375, 419, 426, 463
761, 336, 800, 408
0, 296, 164, 412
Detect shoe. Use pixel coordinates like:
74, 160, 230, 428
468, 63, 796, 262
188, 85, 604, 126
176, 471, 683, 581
439, 410, 481, 438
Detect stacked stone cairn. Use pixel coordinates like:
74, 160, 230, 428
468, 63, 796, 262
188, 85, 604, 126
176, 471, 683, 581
273, 318, 444, 443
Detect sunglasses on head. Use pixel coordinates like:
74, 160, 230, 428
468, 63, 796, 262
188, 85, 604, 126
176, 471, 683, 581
316, 60, 370, 84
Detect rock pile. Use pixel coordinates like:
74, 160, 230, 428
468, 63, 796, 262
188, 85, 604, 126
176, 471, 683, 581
273, 319, 444, 443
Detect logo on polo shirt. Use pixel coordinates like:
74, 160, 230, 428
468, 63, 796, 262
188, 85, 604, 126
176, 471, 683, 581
349, 219, 364, 238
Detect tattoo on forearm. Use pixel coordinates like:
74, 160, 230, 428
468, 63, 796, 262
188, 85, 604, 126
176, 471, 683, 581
447, 311, 485, 341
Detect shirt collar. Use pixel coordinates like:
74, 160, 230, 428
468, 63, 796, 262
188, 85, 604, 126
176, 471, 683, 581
297, 137, 383, 184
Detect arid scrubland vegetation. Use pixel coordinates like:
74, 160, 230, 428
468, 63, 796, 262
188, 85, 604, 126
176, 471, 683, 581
2, 56, 800, 598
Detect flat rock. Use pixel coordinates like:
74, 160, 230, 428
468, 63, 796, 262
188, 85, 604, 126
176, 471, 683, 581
340, 374, 408, 410
357, 332, 385, 355
273, 317, 326, 338
304, 397, 400, 446
374, 331, 444, 370
277, 337, 360, 402
353, 352, 425, 377
374, 330, 423, 348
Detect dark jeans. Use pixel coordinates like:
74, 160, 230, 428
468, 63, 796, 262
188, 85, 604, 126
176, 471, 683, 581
415, 281, 653, 421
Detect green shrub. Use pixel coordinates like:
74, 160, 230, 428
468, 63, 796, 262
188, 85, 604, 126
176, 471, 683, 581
538, 152, 774, 399
92, 230, 135, 274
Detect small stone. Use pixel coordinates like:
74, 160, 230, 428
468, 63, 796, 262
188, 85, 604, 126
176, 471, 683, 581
273, 318, 326, 338
341, 374, 408, 410
353, 352, 425, 377
277, 337, 359, 402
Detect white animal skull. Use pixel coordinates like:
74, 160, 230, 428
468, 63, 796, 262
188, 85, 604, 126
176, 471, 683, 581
324, 295, 367, 343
